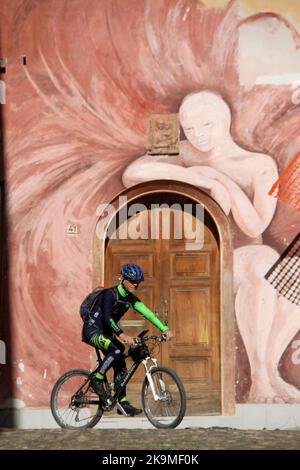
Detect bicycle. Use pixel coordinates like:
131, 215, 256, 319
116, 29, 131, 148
50, 330, 186, 429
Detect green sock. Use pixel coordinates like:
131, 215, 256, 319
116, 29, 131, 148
95, 372, 104, 380
119, 395, 128, 403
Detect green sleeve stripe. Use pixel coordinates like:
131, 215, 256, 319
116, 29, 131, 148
109, 318, 122, 335
133, 300, 169, 332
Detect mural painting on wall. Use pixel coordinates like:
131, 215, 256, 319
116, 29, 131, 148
123, 89, 300, 403
269, 151, 300, 212
2, 0, 300, 407
265, 232, 300, 307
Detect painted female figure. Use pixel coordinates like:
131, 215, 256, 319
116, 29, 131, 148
122, 90, 300, 403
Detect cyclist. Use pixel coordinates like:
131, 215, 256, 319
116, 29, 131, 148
82, 263, 173, 416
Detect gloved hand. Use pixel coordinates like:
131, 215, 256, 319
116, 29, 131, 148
119, 333, 135, 346
164, 330, 174, 341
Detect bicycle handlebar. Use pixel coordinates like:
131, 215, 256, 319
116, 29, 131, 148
133, 333, 167, 345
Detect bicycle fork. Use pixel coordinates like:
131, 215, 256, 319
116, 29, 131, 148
142, 357, 162, 402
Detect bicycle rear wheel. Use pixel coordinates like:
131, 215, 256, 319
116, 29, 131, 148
141, 366, 186, 429
50, 369, 103, 429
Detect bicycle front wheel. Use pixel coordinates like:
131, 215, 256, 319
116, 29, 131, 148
141, 366, 186, 429
50, 369, 103, 429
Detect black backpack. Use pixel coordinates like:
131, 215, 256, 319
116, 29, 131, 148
79, 285, 106, 322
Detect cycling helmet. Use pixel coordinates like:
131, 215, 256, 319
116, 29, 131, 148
121, 263, 144, 282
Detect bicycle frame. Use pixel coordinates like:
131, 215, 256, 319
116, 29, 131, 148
72, 352, 159, 410
102, 354, 159, 410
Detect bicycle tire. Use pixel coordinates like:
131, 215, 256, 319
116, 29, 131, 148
141, 366, 186, 429
50, 369, 103, 429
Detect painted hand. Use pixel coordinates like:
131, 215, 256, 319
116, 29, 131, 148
210, 181, 231, 215
192, 166, 231, 215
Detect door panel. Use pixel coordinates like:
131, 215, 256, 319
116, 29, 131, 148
161, 213, 220, 414
105, 201, 220, 415
170, 287, 210, 345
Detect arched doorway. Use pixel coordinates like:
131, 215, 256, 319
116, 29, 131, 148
94, 181, 235, 416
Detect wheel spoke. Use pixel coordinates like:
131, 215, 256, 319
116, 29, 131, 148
142, 367, 186, 428
51, 370, 103, 429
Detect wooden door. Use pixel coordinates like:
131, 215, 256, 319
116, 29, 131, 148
105, 210, 161, 401
105, 199, 221, 415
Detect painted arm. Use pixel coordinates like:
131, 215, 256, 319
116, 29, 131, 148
122, 159, 231, 214
192, 159, 278, 238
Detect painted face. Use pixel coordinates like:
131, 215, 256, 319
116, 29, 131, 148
181, 113, 215, 151
179, 93, 231, 152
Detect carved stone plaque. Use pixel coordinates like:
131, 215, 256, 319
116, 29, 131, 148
146, 114, 179, 155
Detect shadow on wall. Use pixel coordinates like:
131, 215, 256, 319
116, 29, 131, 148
0, 61, 14, 427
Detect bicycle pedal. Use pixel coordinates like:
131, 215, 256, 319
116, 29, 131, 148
116, 402, 128, 416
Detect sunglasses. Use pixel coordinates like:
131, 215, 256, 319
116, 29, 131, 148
127, 279, 140, 287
